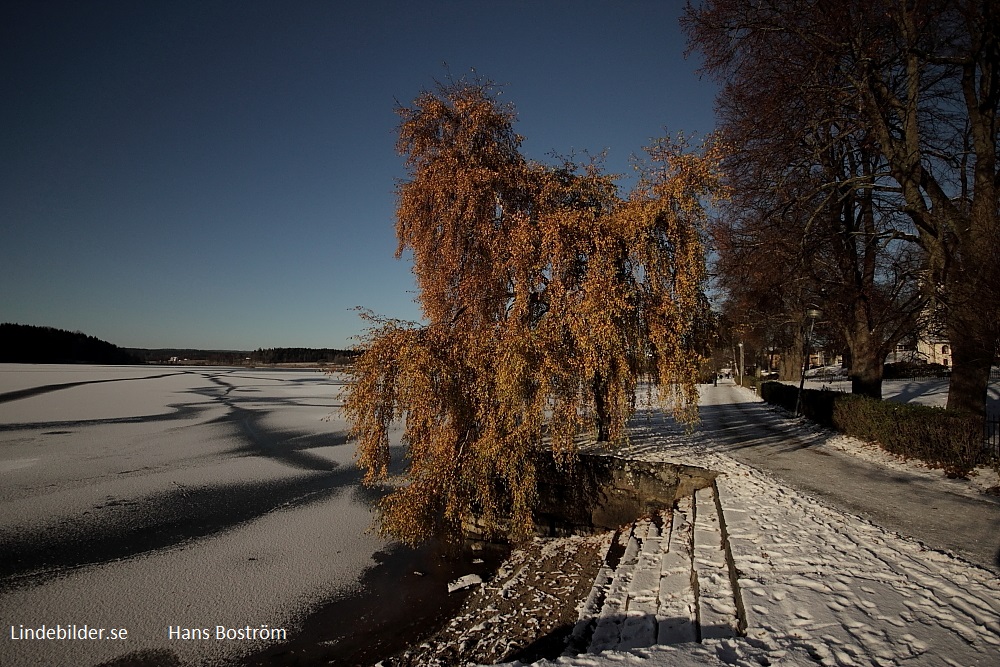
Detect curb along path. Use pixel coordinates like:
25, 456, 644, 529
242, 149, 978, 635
560, 469, 1000, 666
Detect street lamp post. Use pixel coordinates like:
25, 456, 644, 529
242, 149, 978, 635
794, 308, 822, 417
738, 342, 744, 387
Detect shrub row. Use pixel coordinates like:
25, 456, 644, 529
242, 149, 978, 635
759, 381, 984, 477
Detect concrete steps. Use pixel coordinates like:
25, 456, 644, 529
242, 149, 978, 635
568, 483, 744, 655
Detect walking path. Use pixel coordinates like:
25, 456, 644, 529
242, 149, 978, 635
530, 381, 1000, 666
699, 381, 1000, 574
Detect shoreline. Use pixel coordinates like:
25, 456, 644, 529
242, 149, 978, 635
377, 534, 609, 667
240, 540, 509, 666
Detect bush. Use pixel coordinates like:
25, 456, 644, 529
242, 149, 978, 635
759, 382, 983, 477
760, 381, 798, 411
759, 381, 838, 426
831, 396, 982, 477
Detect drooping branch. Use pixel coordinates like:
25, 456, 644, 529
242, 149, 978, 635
345, 79, 719, 543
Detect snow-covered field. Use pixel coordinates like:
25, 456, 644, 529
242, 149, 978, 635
0, 364, 392, 666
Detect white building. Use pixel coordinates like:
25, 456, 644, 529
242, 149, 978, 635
887, 334, 951, 367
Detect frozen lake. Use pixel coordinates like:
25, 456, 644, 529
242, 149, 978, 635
0, 364, 467, 666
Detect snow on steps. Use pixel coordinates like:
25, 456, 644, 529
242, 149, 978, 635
567, 482, 745, 655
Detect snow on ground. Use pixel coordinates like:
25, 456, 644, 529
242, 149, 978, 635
0, 365, 387, 667
1, 484, 383, 666
502, 383, 1000, 667
5, 365, 999, 666
822, 427, 1000, 499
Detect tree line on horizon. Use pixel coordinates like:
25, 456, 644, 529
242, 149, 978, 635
0, 323, 141, 365
0, 323, 357, 366
249, 347, 358, 365
131, 347, 357, 365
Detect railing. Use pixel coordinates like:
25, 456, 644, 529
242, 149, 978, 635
985, 413, 1000, 462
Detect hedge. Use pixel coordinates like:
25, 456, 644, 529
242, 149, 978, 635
759, 381, 984, 477
759, 381, 838, 426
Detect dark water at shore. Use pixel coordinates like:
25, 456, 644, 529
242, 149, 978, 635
241, 540, 508, 667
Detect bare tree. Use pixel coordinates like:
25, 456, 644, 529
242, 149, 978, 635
684, 0, 996, 408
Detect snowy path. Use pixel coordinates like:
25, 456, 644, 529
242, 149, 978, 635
698, 381, 1000, 574
528, 381, 1000, 666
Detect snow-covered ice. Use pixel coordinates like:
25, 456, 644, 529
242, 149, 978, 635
0, 365, 390, 666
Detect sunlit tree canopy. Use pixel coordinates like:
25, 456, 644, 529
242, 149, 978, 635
344, 79, 722, 544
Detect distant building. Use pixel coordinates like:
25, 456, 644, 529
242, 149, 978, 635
918, 338, 951, 367
887, 333, 950, 367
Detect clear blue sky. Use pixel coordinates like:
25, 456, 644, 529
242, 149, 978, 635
1, 0, 717, 350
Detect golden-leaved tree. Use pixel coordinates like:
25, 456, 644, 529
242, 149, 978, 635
344, 80, 722, 544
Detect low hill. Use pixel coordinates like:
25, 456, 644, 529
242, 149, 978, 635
0, 323, 141, 364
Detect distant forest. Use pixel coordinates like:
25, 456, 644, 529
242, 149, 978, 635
248, 347, 358, 365
0, 323, 141, 364
130, 347, 358, 366
128, 348, 250, 365
0, 323, 358, 366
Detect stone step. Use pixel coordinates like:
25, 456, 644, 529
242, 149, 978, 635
693, 486, 740, 640
567, 480, 744, 655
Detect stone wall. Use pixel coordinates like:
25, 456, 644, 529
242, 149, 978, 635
460, 452, 719, 542
532, 453, 718, 537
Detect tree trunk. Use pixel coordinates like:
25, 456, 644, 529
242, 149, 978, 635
593, 372, 610, 442
845, 315, 885, 400
941, 211, 998, 416
946, 319, 994, 416
849, 347, 884, 400
778, 345, 802, 382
